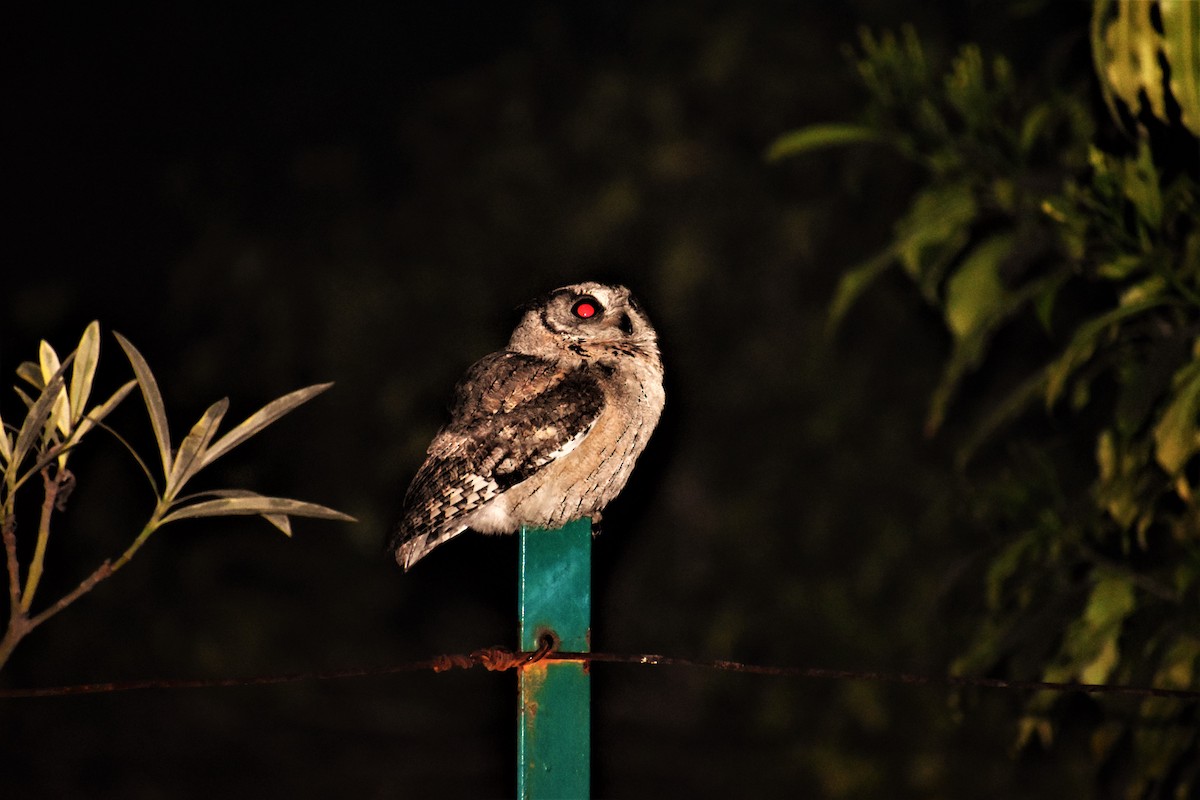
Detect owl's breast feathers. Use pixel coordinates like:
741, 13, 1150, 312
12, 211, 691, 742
391, 353, 607, 568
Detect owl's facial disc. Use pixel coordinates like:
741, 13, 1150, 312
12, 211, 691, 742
508, 282, 656, 357
561, 289, 635, 342
556, 284, 652, 345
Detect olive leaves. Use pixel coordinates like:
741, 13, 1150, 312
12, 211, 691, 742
1, 323, 353, 670
109, 333, 352, 535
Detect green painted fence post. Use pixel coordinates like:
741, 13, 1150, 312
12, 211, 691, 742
518, 517, 591, 799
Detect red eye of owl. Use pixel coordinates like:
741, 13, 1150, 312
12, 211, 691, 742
572, 297, 600, 319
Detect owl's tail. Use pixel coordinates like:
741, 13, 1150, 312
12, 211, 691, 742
391, 522, 469, 571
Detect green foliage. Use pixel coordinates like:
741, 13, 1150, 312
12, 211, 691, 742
1092, 0, 1200, 137
765, 123, 882, 162
0, 324, 354, 670
773, 3, 1199, 796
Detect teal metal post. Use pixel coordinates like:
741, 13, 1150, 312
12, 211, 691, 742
518, 517, 591, 799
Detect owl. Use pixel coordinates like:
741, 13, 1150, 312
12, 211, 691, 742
390, 282, 665, 570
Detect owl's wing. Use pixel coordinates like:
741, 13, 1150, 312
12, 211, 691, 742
391, 353, 605, 569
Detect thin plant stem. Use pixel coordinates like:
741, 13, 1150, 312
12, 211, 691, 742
1, 511, 29, 670
27, 560, 112, 630
19, 468, 59, 613
0, 465, 152, 670
3, 507, 21, 619
0, 620, 26, 670
0, 559, 115, 670
110, 518, 161, 574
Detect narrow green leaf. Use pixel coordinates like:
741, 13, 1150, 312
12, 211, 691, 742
69, 321, 101, 426
37, 342, 60, 385
0, 421, 10, 467
1049, 574, 1137, 686
164, 398, 230, 501
171, 489, 294, 536
71, 379, 137, 443
39, 341, 71, 437
1096, 429, 1118, 483
1044, 298, 1165, 407
199, 383, 334, 470
1083, 575, 1136, 629
159, 495, 356, 526
262, 514, 293, 536
1095, 254, 1145, 281
926, 235, 1042, 435
1094, 432, 1146, 529
1014, 716, 1054, 751
1097, 0, 1169, 126
827, 248, 894, 333
174, 488, 262, 502
892, 183, 976, 285
13, 387, 36, 411
765, 123, 883, 162
944, 234, 1011, 340
16, 361, 44, 391
926, 339, 980, 436
1161, 0, 1200, 136
114, 332, 173, 479
1033, 283, 1058, 333
1121, 140, 1161, 228
11, 367, 70, 475
1154, 635, 1200, 690
1079, 636, 1120, 684
985, 532, 1040, 608
1090, 0, 1123, 129
1018, 102, 1053, 156
1154, 358, 1200, 475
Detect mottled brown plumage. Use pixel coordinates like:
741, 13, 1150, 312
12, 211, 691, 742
390, 282, 665, 570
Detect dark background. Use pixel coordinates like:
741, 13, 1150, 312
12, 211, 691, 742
3, 2, 1096, 797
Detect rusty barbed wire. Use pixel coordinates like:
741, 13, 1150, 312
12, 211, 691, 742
1, 646, 1197, 700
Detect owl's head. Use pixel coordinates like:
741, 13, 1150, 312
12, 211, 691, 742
508, 282, 659, 361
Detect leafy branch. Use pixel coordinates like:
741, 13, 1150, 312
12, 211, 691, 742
0, 323, 354, 670
770, 2, 1199, 796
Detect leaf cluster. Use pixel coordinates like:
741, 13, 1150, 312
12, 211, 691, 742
1, 323, 353, 670
770, 3, 1199, 795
